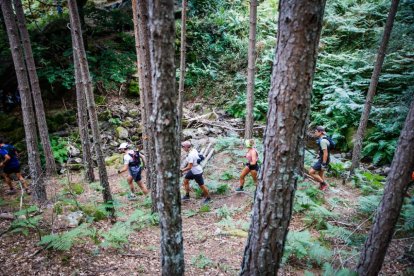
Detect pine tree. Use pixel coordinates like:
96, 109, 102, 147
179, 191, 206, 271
350, 0, 400, 174
13, 0, 56, 176
240, 0, 326, 274
149, 0, 185, 274
68, 0, 113, 213
1, 0, 46, 203
177, 0, 187, 134
244, 0, 258, 140
357, 94, 414, 275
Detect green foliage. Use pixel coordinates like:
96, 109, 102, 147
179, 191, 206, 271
358, 194, 381, 215
283, 230, 332, 265
397, 204, 414, 233
100, 222, 133, 249
108, 117, 122, 126
10, 206, 42, 237
63, 183, 84, 195
191, 254, 213, 269
303, 205, 338, 230
215, 204, 238, 219
199, 204, 211, 213
352, 170, 385, 195
327, 161, 350, 178
38, 224, 96, 251
50, 136, 69, 164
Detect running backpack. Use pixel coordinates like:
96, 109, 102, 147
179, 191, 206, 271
322, 136, 336, 151
1, 144, 17, 158
128, 151, 141, 167
197, 154, 205, 164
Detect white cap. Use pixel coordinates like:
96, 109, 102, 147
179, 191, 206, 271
118, 142, 129, 149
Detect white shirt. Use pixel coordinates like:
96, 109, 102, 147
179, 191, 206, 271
123, 153, 133, 165
186, 148, 203, 175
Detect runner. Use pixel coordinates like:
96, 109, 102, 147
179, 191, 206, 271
309, 126, 333, 191
236, 139, 259, 191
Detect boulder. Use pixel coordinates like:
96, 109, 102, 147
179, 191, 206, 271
182, 128, 198, 140
119, 105, 128, 115
116, 126, 129, 139
66, 211, 84, 228
67, 145, 81, 157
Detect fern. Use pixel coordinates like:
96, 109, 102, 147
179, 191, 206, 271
38, 223, 95, 251
358, 194, 381, 215
321, 223, 353, 244
100, 222, 133, 248
397, 204, 414, 232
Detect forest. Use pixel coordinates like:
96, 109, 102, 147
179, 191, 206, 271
0, 0, 413, 275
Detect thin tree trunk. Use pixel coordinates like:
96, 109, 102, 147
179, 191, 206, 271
1, 0, 46, 203
68, 0, 113, 212
240, 0, 326, 274
244, 0, 257, 140
350, 0, 399, 174
70, 23, 95, 183
149, 0, 184, 274
177, 0, 187, 135
357, 98, 414, 275
136, 0, 157, 214
13, 0, 56, 176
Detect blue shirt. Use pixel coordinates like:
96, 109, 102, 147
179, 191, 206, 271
0, 148, 20, 170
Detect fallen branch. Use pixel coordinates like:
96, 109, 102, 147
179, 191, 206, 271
0, 213, 15, 220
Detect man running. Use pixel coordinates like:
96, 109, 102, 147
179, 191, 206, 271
117, 142, 148, 200
0, 139, 30, 195
180, 140, 211, 204
309, 126, 330, 191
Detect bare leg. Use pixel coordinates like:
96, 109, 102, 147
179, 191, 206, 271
4, 174, 14, 190
239, 167, 251, 188
16, 172, 29, 190
137, 180, 149, 195
309, 168, 324, 183
183, 178, 190, 195
200, 184, 210, 198
127, 175, 136, 193
318, 170, 325, 183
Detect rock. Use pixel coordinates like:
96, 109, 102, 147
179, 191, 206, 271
98, 109, 112, 121
67, 145, 81, 157
105, 153, 123, 166
225, 129, 239, 137
68, 157, 82, 164
119, 105, 128, 115
383, 167, 391, 175
110, 141, 119, 148
67, 163, 83, 171
129, 109, 139, 118
121, 120, 133, 128
367, 164, 376, 170
182, 128, 198, 140
130, 135, 140, 142
116, 126, 129, 139
66, 211, 84, 227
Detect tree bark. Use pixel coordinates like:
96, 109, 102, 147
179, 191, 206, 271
1, 0, 46, 203
13, 0, 56, 176
68, 0, 113, 212
240, 0, 326, 274
70, 21, 95, 183
357, 99, 414, 275
244, 0, 258, 140
149, 0, 185, 274
177, 0, 187, 135
350, 0, 399, 174
135, 0, 157, 214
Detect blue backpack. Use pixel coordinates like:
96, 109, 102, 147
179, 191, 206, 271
1, 144, 17, 158
197, 154, 205, 164
128, 151, 141, 167
322, 136, 336, 151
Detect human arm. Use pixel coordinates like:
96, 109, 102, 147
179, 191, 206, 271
139, 153, 146, 169
181, 162, 193, 173
0, 154, 10, 167
118, 164, 129, 174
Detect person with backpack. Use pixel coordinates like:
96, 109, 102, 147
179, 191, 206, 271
236, 139, 259, 192
117, 142, 148, 200
180, 140, 211, 204
0, 139, 30, 195
309, 126, 334, 191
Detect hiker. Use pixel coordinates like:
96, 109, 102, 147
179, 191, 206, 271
309, 126, 332, 191
0, 139, 30, 195
236, 139, 259, 191
180, 140, 211, 204
117, 142, 148, 200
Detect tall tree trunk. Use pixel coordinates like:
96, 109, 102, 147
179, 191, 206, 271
149, 0, 184, 274
244, 0, 258, 140
177, 0, 187, 135
135, 0, 157, 214
240, 0, 326, 274
13, 0, 56, 176
357, 98, 414, 275
70, 23, 95, 183
1, 0, 46, 203
68, 0, 113, 212
350, 0, 399, 174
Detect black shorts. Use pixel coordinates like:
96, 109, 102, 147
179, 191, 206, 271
246, 163, 259, 171
185, 171, 204, 186
312, 160, 329, 171
4, 166, 20, 175
129, 166, 142, 182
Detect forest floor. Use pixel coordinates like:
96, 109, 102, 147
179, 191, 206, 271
0, 138, 413, 275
